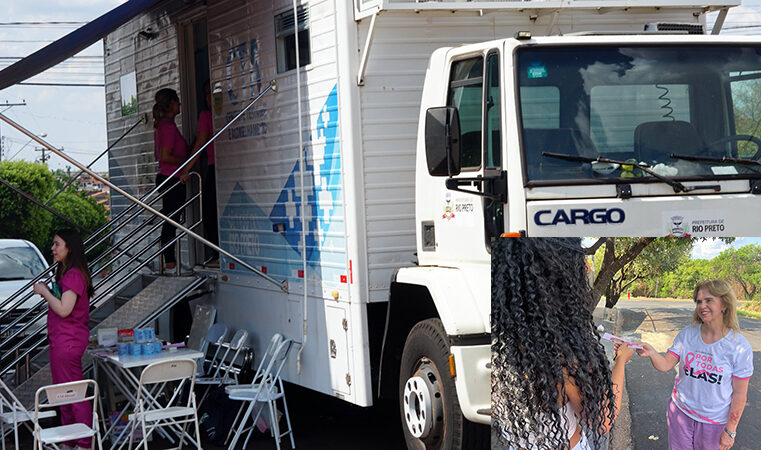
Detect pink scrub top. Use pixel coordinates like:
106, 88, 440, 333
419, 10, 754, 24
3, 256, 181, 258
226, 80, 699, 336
198, 110, 214, 165
47, 268, 90, 348
155, 117, 188, 178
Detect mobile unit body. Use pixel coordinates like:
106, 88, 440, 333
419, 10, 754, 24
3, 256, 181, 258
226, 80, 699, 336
102, 0, 753, 447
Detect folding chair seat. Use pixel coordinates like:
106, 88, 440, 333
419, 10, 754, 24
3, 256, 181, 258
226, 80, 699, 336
33, 379, 102, 450
226, 338, 295, 450
128, 358, 201, 450
0, 378, 56, 450
196, 329, 249, 406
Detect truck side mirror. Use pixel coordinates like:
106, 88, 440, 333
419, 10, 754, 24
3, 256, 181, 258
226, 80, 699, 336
425, 106, 461, 176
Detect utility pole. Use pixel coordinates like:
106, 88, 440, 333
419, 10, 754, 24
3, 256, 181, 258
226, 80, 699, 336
36, 146, 49, 164
0, 100, 27, 163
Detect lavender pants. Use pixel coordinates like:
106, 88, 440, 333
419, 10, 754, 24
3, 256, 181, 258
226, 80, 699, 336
50, 342, 93, 449
667, 399, 725, 450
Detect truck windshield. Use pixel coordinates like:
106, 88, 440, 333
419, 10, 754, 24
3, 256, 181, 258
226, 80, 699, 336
0, 247, 46, 280
517, 45, 761, 185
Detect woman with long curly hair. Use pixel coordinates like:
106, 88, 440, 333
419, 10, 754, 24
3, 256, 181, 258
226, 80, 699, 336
33, 229, 95, 450
636, 280, 753, 450
491, 238, 632, 449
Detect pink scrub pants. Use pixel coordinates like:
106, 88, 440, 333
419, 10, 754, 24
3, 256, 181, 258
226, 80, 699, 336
50, 342, 93, 449
667, 399, 725, 450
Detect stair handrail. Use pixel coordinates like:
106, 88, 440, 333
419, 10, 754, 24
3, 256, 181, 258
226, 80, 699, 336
0, 80, 287, 293
1, 274, 209, 382
0, 195, 203, 372
0, 175, 189, 316
0, 221, 201, 370
0, 224, 203, 375
0, 186, 202, 345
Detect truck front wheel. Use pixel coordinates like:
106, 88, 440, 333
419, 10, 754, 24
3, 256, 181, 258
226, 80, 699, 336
399, 318, 486, 449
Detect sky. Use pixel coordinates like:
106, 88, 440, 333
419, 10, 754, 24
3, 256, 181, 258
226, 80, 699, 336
0, 0, 125, 173
691, 237, 761, 259
0, 0, 760, 173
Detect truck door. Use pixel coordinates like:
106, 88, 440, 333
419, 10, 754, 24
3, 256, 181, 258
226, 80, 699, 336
445, 50, 505, 252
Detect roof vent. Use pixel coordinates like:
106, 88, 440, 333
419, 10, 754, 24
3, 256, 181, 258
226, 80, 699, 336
644, 23, 704, 35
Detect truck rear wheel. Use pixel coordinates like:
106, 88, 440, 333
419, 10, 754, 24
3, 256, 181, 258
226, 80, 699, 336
398, 318, 487, 450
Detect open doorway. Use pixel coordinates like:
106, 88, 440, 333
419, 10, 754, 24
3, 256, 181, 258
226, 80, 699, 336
179, 17, 218, 269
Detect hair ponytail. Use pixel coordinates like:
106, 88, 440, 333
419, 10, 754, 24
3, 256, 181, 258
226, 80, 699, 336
152, 88, 179, 129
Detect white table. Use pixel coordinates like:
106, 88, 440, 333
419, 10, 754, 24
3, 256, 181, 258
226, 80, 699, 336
98, 348, 203, 369
90, 348, 203, 449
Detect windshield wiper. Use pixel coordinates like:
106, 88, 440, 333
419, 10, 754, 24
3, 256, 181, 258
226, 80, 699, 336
541, 152, 720, 193
670, 153, 761, 171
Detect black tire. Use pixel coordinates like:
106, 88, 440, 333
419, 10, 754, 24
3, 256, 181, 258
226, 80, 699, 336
399, 318, 488, 450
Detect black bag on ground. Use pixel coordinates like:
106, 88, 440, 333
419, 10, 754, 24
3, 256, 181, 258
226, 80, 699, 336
198, 386, 241, 445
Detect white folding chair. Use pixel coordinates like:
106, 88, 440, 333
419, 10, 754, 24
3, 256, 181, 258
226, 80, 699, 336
224, 332, 283, 443
199, 323, 228, 377
33, 379, 102, 450
128, 358, 201, 450
0, 378, 56, 450
196, 329, 249, 407
227, 338, 295, 450
225, 333, 283, 393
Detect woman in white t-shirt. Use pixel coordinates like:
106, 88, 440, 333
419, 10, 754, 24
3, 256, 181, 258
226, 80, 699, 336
636, 280, 753, 450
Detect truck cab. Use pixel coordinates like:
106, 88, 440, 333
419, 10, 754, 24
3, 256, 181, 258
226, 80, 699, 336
421, 34, 761, 242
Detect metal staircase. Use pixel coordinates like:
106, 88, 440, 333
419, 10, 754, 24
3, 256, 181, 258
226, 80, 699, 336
0, 80, 285, 407
0, 172, 209, 407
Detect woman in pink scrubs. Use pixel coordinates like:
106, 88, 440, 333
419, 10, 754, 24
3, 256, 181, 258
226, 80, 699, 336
153, 87, 187, 270
34, 229, 94, 450
182, 80, 218, 266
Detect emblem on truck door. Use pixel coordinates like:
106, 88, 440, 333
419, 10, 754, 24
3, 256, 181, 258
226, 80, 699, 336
534, 208, 626, 226
442, 192, 455, 220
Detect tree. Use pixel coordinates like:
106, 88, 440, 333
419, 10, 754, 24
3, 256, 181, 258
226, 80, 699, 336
47, 191, 109, 259
586, 237, 732, 310
586, 238, 653, 309
713, 245, 761, 300
0, 160, 55, 251
656, 258, 713, 298
0, 161, 110, 263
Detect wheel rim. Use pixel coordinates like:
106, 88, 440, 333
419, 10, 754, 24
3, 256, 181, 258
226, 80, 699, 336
403, 358, 445, 441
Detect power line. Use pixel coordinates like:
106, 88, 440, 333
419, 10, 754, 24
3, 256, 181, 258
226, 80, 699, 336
0, 21, 86, 26
0, 40, 55, 43
18, 82, 104, 87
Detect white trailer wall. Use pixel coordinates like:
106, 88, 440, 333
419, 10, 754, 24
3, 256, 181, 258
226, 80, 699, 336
206, 0, 371, 404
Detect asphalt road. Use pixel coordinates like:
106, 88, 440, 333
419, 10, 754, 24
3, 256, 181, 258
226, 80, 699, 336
616, 299, 761, 450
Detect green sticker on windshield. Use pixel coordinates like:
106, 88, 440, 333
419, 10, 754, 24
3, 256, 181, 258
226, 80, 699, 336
527, 65, 547, 79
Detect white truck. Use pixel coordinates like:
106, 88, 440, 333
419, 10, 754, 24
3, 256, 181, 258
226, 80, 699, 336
80, 0, 761, 448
